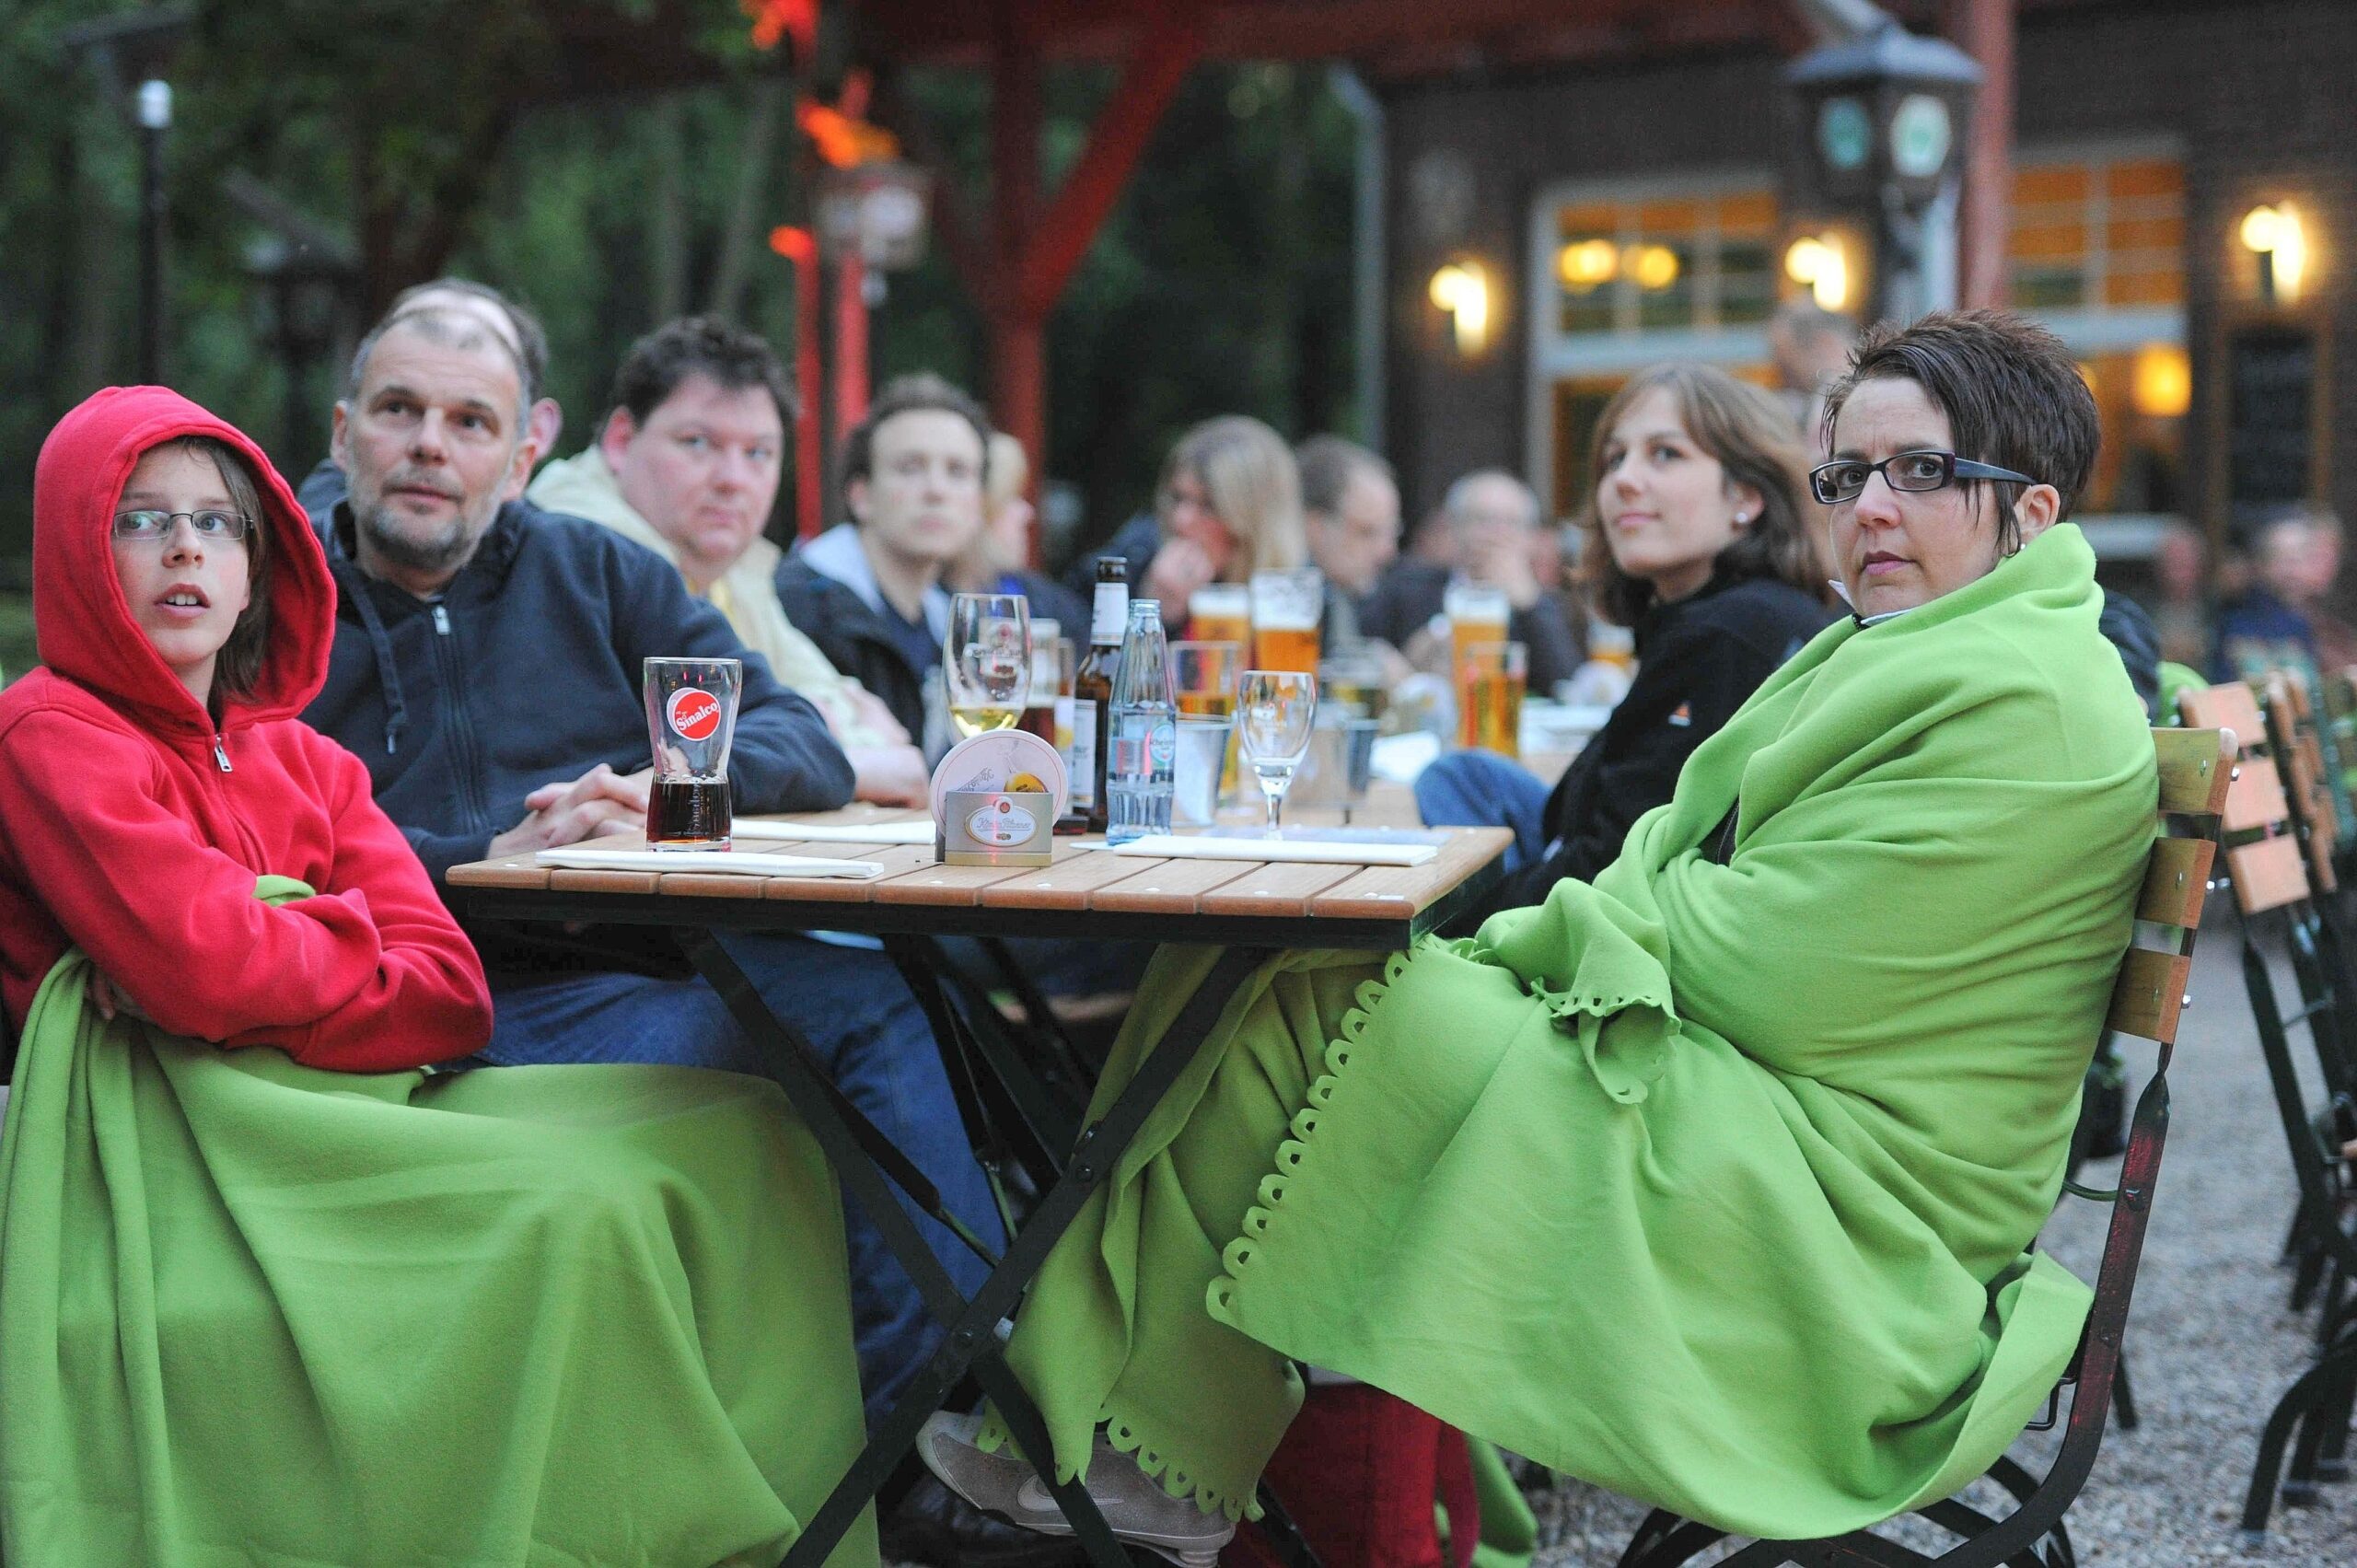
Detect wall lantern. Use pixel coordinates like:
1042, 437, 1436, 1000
1555, 238, 1619, 292
2131, 343, 2192, 420
2240, 203, 2308, 305
1429, 261, 1492, 355
1783, 233, 1853, 311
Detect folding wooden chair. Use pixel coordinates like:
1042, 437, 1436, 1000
1615, 726, 2233, 1568
2212, 693, 2357, 1539
2193, 683, 2357, 1326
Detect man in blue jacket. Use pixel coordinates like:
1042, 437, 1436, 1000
299, 304, 1007, 1453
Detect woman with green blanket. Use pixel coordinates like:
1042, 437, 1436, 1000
0, 386, 877, 1565
920, 310, 2157, 1565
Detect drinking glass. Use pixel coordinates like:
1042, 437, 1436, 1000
644, 656, 742, 850
1250, 568, 1324, 674
1443, 580, 1511, 673
1173, 640, 1243, 802
946, 592, 1031, 738
1237, 669, 1318, 831
1457, 640, 1528, 757
1188, 583, 1252, 648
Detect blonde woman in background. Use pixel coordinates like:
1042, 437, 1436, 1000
1074, 415, 1306, 628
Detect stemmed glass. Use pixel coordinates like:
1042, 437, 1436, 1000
1237, 669, 1318, 831
946, 593, 1030, 738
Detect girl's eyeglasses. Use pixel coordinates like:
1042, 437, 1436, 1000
111, 510, 253, 544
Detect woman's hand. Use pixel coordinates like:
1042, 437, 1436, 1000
1142, 538, 1219, 617
90, 969, 154, 1023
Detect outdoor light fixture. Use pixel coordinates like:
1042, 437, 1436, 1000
2240, 203, 2308, 304
1783, 234, 1853, 311
2131, 343, 2192, 420
1429, 261, 1492, 355
1555, 238, 1619, 292
1627, 244, 1680, 291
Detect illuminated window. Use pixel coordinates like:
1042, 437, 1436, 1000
1551, 187, 1779, 337
2010, 154, 2185, 312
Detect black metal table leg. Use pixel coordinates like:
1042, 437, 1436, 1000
683, 930, 1274, 1568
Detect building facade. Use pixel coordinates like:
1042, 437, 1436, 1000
1378, 0, 2354, 559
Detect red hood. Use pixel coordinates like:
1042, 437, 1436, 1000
32, 386, 333, 736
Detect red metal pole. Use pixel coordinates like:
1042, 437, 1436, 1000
835, 250, 870, 443
768, 225, 826, 541
1951, 0, 2014, 309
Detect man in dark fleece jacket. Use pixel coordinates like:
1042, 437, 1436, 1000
299, 305, 1004, 1434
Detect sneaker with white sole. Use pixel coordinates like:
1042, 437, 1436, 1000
915, 1410, 1237, 1567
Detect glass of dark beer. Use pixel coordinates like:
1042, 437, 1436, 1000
644, 656, 741, 850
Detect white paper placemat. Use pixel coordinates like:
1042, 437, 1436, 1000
1108, 835, 1438, 867
732, 819, 937, 845
535, 847, 888, 879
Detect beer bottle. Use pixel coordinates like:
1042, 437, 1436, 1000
1062, 558, 1128, 833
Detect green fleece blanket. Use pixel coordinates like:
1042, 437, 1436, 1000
995, 524, 2154, 1539
0, 877, 877, 1566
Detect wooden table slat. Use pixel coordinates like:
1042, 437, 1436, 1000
1084, 854, 1262, 913
1195, 860, 1365, 918
764, 844, 938, 902
981, 848, 1174, 910
546, 866, 660, 895
1306, 829, 1514, 921
871, 849, 1082, 906
447, 855, 552, 889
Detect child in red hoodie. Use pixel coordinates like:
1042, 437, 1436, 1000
0, 389, 877, 1564
0, 388, 491, 1063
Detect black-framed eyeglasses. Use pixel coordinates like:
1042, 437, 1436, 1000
1807, 450, 2037, 505
110, 509, 254, 544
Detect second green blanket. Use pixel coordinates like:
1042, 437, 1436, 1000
999, 524, 2154, 1539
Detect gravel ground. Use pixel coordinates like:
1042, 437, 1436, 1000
1524, 912, 2357, 1566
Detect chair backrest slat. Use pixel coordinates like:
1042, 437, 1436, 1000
2154, 726, 2234, 816
2180, 682, 2265, 740
2135, 837, 2217, 928
2107, 947, 2193, 1042
2229, 833, 2312, 916
2222, 754, 2292, 834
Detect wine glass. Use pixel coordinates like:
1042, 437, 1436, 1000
946, 593, 1030, 738
1237, 669, 1318, 831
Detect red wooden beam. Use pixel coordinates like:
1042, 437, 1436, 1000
1948, 0, 2014, 308
1014, 5, 1209, 319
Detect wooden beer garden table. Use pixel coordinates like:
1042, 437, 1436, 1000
447, 791, 1511, 1568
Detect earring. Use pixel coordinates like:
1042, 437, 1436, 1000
1733, 510, 1750, 527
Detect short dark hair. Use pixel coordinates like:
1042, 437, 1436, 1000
839, 373, 993, 500
1821, 308, 2100, 550
1295, 435, 1393, 518
610, 316, 795, 431
387, 277, 549, 405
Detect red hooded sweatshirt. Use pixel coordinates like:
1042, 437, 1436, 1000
0, 387, 491, 1069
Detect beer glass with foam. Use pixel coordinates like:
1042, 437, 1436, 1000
1249, 567, 1323, 675
1456, 640, 1527, 757
1188, 583, 1251, 648
644, 656, 742, 849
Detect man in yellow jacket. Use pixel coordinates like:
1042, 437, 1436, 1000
531, 317, 929, 806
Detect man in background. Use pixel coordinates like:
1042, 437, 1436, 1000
776, 374, 991, 748
1361, 468, 1584, 694
528, 317, 928, 806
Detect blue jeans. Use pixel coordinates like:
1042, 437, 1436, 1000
1412, 749, 1553, 877
482, 933, 1003, 1428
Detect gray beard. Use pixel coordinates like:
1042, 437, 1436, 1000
354, 495, 488, 578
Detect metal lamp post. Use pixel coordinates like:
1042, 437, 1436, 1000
59, 7, 191, 383
1784, 18, 1981, 323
